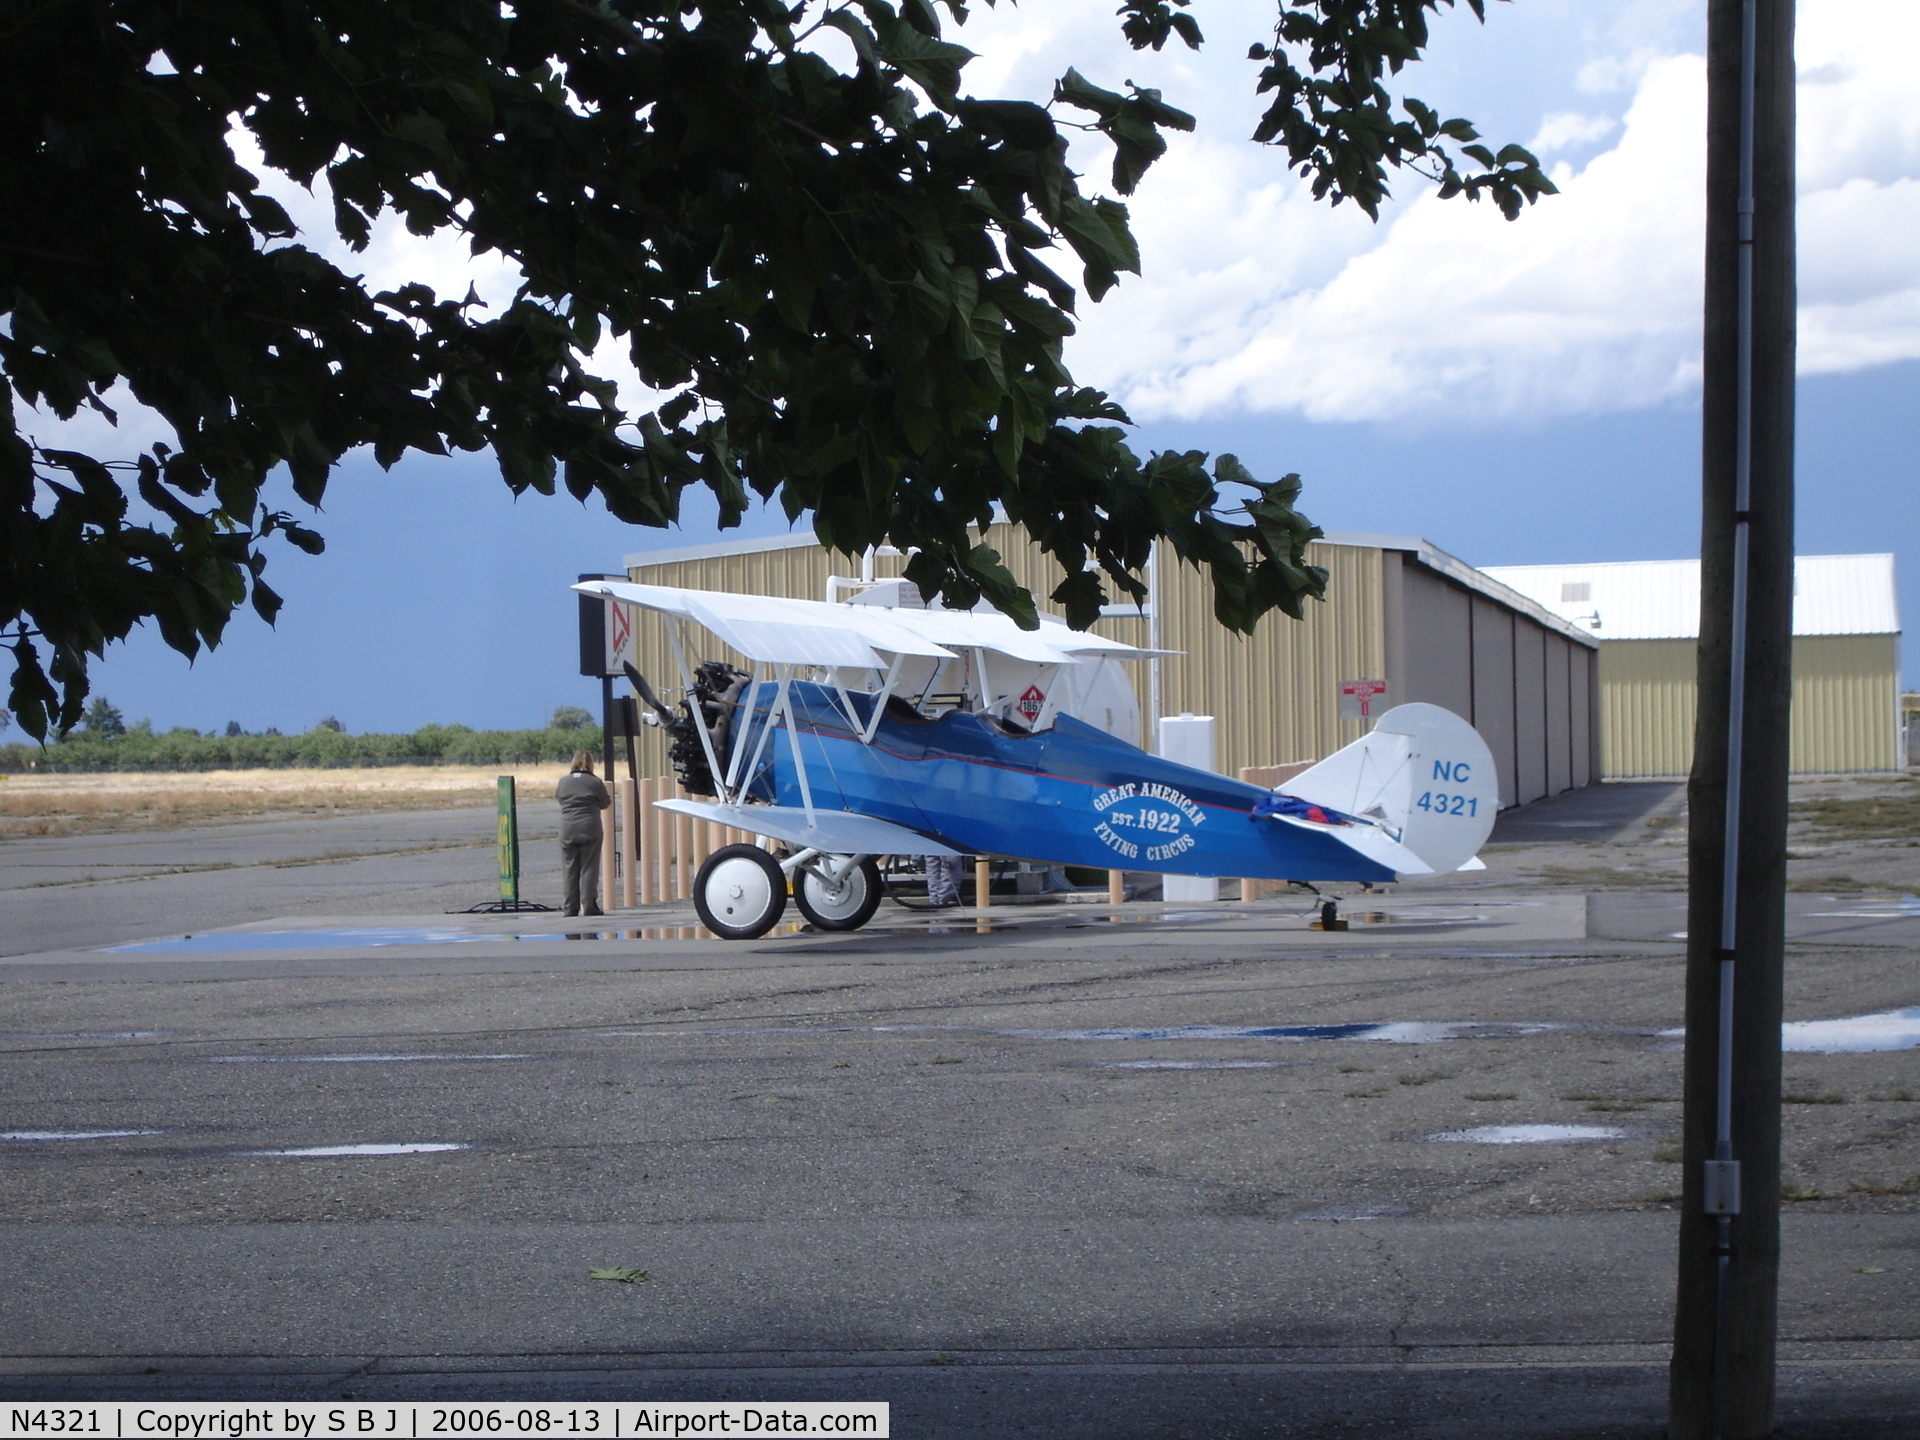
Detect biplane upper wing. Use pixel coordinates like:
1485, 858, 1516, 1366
870, 605, 1177, 663
573, 579, 956, 669
572, 579, 1171, 669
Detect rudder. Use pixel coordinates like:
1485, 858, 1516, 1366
1284, 703, 1497, 875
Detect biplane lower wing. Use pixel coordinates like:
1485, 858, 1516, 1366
655, 798, 968, 858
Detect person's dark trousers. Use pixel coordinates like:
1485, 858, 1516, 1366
561, 834, 603, 917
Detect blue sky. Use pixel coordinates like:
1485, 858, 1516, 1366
53, 1, 1920, 734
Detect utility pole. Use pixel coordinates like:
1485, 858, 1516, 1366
1670, 3, 1795, 1438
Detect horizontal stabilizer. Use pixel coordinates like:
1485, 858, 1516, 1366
1261, 811, 1435, 876
655, 799, 966, 858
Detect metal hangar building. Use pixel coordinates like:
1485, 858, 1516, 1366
617, 524, 1600, 811
1483, 554, 1902, 778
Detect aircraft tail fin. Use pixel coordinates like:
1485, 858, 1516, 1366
1277, 703, 1498, 876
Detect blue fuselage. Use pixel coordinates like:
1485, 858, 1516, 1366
731, 682, 1391, 883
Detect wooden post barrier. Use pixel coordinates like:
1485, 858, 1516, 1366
1108, 869, 1124, 905
637, 778, 656, 904
598, 801, 617, 914
974, 857, 991, 909
618, 777, 637, 909
674, 790, 693, 900
655, 780, 671, 899
653, 776, 674, 901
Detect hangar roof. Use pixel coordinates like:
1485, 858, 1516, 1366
624, 527, 1599, 647
1480, 554, 1900, 640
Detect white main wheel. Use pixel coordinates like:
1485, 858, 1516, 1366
794, 855, 882, 932
694, 845, 788, 940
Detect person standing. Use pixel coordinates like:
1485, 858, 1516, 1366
922, 853, 961, 907
556, 750, 612, 917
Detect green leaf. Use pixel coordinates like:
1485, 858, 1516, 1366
1054, 68, 1125, 120
391, 112, 452, 159
588, 1267, 650, 1283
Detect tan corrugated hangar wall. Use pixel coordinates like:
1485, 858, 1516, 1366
1787, 635, 1902, 774
1594, 633, 1900, 778
1597, 639, 1696, 779
620, 528, 1599, 805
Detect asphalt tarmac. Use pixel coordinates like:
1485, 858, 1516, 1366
1, 791, 1915, 1436
0, 803, 557, 957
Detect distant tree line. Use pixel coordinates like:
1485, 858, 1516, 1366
0, 701, 602, 772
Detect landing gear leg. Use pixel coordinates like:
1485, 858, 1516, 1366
793, 853, 882, 932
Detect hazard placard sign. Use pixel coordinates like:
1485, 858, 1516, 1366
604, 597, 633, 675
1338, 679, 1389, 720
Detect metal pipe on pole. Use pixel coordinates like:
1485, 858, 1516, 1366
1670, 3, 1794, 1436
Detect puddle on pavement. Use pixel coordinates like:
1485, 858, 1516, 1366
898, 906, 1521, 931
1003, 1021, 1555, 1044
205, 1053, 532, 1064
0, 1032, 169, 1040
2, 1129, 164, 1142
1292, 1203, 1412, 1221
548, 926, 739, 941
1427, 1124, 1627, 1144
104, 925, 745, 952
1801, 896, 1920, 919
1658, 1007, 1920, 1054
108, 927, 504, 953
105, 899, 1553, 954
591, 1020, 1554, 1046
240, 1142, 467, 1157
1780, 1008, 1920, 1053
1099, 1059, 1293, 1070
914, 918, 1019, 934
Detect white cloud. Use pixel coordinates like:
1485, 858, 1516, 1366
1799, 176, 1920, 374
1796, 0, 1920, 191
1076, 54, 1707, 424
1054, 0, 1920, 426
1576, 48, 1666, 96
1528, 112, 1619, 156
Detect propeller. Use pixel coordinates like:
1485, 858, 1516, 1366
624, 662, 676, 727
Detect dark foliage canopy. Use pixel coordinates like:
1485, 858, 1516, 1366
2, 0, 1551, 738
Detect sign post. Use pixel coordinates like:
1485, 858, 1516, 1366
454, 777, 552, 913
496, 775, 521, 905
1339, 679, 1389, 723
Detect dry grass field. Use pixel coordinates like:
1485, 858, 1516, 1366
1481, 770, 1920, 894
0, 764, 573, 838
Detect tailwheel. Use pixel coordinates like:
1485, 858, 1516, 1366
694, 844, 787, 940
794, 854, 882, 932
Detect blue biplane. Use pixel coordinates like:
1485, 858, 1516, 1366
574, 579, 1498, 938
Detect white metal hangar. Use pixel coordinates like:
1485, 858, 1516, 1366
615, 523, 1600, 810
1483, 554, 1903, 777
